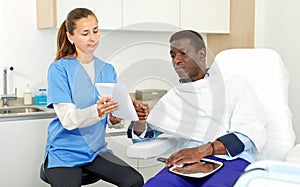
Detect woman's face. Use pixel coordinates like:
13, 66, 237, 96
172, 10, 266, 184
67, 15, 100, 59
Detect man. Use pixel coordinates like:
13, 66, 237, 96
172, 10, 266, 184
129, 30, 267, 187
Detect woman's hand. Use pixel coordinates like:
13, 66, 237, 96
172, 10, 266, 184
96, 96, 119, 118
132, 99, 150, 121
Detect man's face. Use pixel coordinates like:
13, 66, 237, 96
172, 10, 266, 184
170, 38, 206, 82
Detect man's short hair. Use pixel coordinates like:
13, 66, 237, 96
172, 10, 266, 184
169, 30, 206, 52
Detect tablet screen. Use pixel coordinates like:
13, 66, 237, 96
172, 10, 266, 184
169, 158, 223, 178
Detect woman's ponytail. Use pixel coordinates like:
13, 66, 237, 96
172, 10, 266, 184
55, 20, 76, 60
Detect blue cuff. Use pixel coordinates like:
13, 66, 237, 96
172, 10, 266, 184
217, 133, 245, 157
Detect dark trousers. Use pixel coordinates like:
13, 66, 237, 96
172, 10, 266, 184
44, 152, 144, 187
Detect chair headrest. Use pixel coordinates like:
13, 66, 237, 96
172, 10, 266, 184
213, 48, 295, 160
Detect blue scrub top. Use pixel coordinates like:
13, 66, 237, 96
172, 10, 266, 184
45, 56, 117, 168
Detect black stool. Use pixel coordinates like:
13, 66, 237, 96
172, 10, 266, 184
40, 164, 100, 186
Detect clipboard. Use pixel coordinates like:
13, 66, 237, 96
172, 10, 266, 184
95, 83, 139, 121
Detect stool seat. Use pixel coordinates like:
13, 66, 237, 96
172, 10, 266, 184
40, 164, 100, 185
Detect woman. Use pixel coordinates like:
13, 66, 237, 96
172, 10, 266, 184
43, 8, 144, 187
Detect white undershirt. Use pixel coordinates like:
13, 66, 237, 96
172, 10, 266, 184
81, 60, 95, 84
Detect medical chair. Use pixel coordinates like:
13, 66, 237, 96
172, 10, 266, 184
212, 48, 297, 161
126, 48, 300, 182
213, 48, 300, 186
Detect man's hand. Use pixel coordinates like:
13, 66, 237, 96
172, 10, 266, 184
171, 161, 216, 174
109, 113, 123, 125
132, 99, 150, 121
131, 99, 150, 136
165, 143, 212, 168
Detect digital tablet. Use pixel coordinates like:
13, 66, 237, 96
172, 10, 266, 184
169, 158, 223, 178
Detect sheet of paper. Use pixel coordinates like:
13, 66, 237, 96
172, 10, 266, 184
95, 83, 139, 121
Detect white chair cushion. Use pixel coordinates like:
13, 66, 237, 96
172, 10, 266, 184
214, 48, 295, 160
285, 144, 300, 163
126, 137, 177, 159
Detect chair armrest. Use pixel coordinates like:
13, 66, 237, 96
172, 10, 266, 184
126, 137, 177, 159
285, 144, 300, 163
234, 160, 300, 187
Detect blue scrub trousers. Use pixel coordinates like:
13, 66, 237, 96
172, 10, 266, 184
143, 156, 250, 187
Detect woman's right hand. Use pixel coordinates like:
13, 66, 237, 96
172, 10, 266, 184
96, 96, 119, 118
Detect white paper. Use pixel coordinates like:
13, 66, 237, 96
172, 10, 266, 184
95, 83, 139, 121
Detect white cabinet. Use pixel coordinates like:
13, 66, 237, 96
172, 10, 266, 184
122, 0, 230, 33
57, 0, 122, 30
0, 118, 51, 187
180, 0, 230, 33
122, 0, 180, 31
37, 0, 230, 33
37, 0, 122, 30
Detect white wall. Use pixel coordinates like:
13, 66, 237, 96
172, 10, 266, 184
255, 0, 300, 143
0, 0, 56, 96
